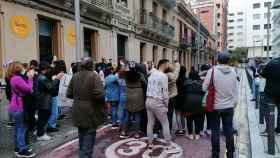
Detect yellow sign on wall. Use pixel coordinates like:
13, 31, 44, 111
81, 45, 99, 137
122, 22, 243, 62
10, 16, 31, 38
67, 26, 76, 46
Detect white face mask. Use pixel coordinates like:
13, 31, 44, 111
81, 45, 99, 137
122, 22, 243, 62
21, 70, 26, 75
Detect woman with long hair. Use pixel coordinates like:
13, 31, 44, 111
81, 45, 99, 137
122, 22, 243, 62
7, 61, 36, 157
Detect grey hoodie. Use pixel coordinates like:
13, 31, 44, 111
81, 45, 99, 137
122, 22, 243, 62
203, 65, 238, 110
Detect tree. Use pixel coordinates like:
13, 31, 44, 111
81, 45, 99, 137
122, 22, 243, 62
229, 47, 248, 64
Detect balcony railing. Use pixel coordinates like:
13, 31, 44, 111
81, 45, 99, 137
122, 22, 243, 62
82, 0, 112, 12
179, 38, 191, 49
139, 10, 175, 40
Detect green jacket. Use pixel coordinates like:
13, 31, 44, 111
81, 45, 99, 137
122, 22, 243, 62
67, 70, 106, 129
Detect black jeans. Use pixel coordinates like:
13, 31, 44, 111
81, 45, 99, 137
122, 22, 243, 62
211, 108, 235, 158
37, 110, 51, 137
206, 112, 213, 130
168, 97, 176, 131
264, 96, 280, 132
186, 114, 204, 135
78, 127, 96, 158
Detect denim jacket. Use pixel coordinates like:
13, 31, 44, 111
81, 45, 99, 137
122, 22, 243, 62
105, 74, 119, 102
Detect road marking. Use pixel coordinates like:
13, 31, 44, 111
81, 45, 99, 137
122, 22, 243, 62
53, 124, 111, 152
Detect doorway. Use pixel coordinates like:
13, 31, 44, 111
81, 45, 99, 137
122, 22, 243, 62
84, 28, 98, 61
140, 42, 146, 63
117, 34, 127, 61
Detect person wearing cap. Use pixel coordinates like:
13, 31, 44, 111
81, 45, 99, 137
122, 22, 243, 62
67, 57, 106, 158
203, 53, 238, 158
36, 61, 63, 141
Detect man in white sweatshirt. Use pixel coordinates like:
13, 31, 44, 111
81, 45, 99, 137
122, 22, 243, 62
203, 53, 238, 158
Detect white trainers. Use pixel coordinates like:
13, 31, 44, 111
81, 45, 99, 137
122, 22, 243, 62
37, 134, 51, 141
187, 134, 194, 140
195, 134, 200, 140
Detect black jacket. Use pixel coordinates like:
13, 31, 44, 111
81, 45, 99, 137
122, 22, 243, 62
181, 79, 205, 113
261, 57, 280, 100
37, 74, 59, 110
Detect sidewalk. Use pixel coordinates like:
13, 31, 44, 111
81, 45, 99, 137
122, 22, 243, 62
245, 69, 280, 157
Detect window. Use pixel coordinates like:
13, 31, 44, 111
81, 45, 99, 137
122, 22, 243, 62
228, 26, 234, 29
117, 0, 128, 7
237, 12, 244, 15
237, 32, 243, 35
229, 46, 234, 49
229, 13, 234, 16
253, 25, 261, 30
264, 2, 272, 8
228, 39, 234, 42
217, 22, 220, 27
162, 9, 167, 22
216, 3, 221, 9
264, 24, 271, 29
237, 18, 243, 22
228, 19, 234, 23
83, 28, 98, 60
237, 25, 243, 29
253, 14, 261, 20
264, 46, 272, 51
228, 33, 234, 36
163, 48, 167, 59
264, 13, 269, 19
253, 3, 261, 9
217, 13, 221, 18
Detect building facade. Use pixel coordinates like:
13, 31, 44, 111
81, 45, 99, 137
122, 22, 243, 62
272, 0, 280, 57
228, 0, 273, 58
0, 0, 215, 77
190, 0, 228, 53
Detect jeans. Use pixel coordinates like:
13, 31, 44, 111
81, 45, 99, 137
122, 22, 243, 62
37, 110, 51, 137
175, 110, 186, 130
111, 101, 118, 125
12, 112, 27, 152
211, 108, 235, 158
252, 79, 256, 98
78, 127, 96, 158
264, 96, 280, 132
125, 112, 141, 132
119, 100, 126, 129
48, 96, 59, 128
186, 114, 204, 135
206, 112, 213, 130
168, 97, 176, 131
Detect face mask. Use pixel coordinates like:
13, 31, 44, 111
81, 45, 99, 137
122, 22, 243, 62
21, 70, 26, 75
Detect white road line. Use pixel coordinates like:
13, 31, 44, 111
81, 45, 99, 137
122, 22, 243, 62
53, 124, 112, 152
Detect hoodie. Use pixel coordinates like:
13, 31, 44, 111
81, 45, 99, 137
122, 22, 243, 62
203, 65, 238, 110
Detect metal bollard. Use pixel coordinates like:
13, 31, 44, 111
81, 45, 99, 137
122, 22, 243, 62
267, 102, 275, 155
259, 92, 265, 124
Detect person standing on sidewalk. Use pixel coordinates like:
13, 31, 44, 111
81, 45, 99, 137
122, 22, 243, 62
67, 57, 106, 158
8, 61, 36, 158
203, 53, 238, 158
146, 59, 178, 153
36, 62, 63, 141
261, 57, 280, 134
166, 61, 180, 134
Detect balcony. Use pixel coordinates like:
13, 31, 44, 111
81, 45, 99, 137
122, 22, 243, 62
179, 38, 191, 49
138, 10, 175, 42
82, 0, 112, 13
158, 0, 176, 9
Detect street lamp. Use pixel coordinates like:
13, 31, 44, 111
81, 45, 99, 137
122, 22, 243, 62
74, 0, 81, 61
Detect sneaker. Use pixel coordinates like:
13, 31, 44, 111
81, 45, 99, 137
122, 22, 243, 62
16, 149, 36, 158
260, 131, 268, 136
47, 127, 59, 133
200, 131, 205, 137
37, 134, 51, 141
206, 130, 211, 135
165, 146, 181, 154
195, 134, 200, 140
111, 124, 119, 130
187, 134, 194, 140
177, 130, 185, 136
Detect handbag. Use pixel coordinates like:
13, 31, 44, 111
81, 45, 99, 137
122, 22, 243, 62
206, 68, 215, 112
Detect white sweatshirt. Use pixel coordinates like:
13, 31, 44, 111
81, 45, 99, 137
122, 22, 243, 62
203, 65, 238, 110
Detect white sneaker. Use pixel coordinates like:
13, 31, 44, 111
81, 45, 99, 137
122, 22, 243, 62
206, 130, 211, 135
37, 134, 51, 141
165, 146, 181, 154
195, 134, 200, 140
200, 131, 205, 137
187, 134, 194, 140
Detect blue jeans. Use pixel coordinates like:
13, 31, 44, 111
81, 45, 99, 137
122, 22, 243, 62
12, 112, 27, 152
111, 101, 118, 125
48, 96, 59, 128
252, 79, 256, 98
78, 127, 96, 158
119, 100, 126, 129
211, 108, 235, 158
125, 112, 141, 132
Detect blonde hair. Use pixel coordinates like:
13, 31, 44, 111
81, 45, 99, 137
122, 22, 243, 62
6, 61, 23, 80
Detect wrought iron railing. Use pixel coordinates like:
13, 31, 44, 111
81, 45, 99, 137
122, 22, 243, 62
139, 10, 175, 40
82, 0, 112, 10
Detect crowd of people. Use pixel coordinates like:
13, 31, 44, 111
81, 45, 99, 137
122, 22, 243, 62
4, 52, 239, 158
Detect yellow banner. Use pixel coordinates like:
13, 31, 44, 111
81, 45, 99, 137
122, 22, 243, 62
10, 16, 31, 38
67, 26, 76, 46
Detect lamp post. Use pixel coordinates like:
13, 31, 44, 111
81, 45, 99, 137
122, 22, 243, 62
74, 0, 81, 61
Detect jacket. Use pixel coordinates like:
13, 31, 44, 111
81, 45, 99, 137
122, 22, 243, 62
9, 75, 33, 113
67, 70, 106, 129
125, 77, 146, 112
37, 74, 60, 110
105, 74, 119, 102
181, 79, 205, 113
203, 65, 238, 110
261, 57, 280, 100
175, 77, 186, 110
167, 63, 180, 98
